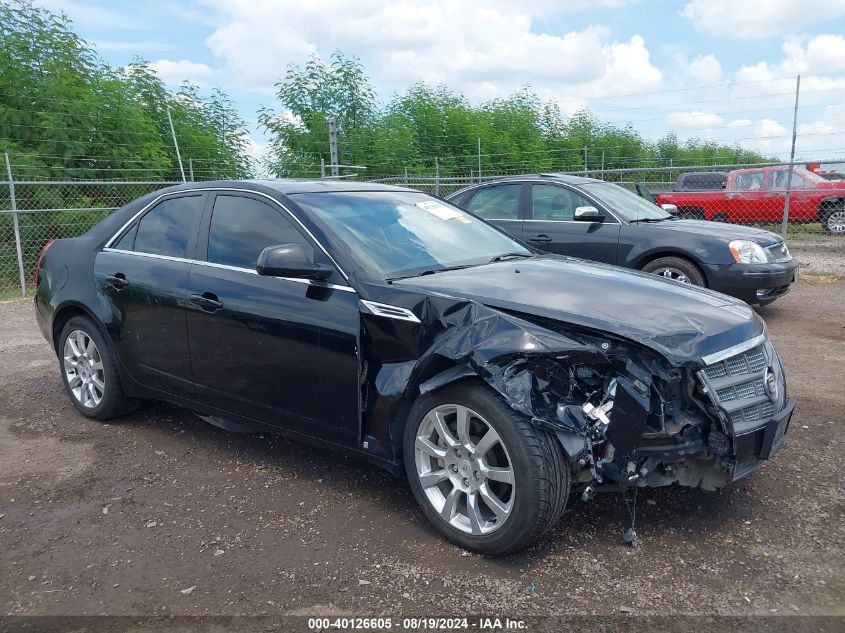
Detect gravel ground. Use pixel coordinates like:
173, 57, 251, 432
0, 279, 843, 619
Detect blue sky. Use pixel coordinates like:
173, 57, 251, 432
35, 0, 845, 161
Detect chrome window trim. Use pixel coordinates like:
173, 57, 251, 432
359, 300, 421, 323
103, 187, 351, 283
700, 333, 767, 366
102, 247, 356, 293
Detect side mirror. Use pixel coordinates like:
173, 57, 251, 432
256, 243, 332, 281
660, 203, 679, 216
574, 206, 602, 222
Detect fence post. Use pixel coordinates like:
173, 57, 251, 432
781, 75, 801, 239
320, 158, 326, 180
477, 138, 482, 182
584, 147, 588, 175
435, 157, 440, 196
4, 152, 27, 297
188, 158, 194, 182
327, 117, 339, 178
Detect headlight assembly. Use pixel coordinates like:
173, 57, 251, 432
729, 240, 769, 264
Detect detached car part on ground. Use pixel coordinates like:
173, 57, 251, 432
34, 181, 795, 556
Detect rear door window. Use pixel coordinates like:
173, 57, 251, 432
465, 184, 522, 219
132, 195, 205, 258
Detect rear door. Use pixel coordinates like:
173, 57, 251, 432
523, 183, 620, 264
95, 192, 206, 399
185, 192, 360, 445
461, 183, 525, 241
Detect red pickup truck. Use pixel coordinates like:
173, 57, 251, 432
656, 166, 845, 234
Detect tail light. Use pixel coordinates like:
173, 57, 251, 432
35, 239, 54, 286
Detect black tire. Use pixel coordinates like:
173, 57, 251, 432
642, 255, 707, 287
403, 379, 569, 556
58, 316, 140, 420
712, 213, 728, 223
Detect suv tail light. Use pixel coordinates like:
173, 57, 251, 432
35, 239, 54, 286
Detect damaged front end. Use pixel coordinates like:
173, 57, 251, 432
360, 295, 793, 494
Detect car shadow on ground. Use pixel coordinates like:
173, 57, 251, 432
111, 400, 753, 569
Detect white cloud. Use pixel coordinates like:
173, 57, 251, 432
149, 59, 214, 86
681, 0, 845, 39
680, 54, 723, 85
667, 111, 724, 129
200, 0, 662, 101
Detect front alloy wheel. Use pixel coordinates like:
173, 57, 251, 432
414, 404, 514, 536
63, 329, 105, 408
404, 380, 570, 556
651, 267, 691, 284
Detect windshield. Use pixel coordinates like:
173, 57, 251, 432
291, 191, 530, 280
579, 182, 671, 222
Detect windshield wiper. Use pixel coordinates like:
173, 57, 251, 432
628, 217, 665, 223
387, 263, 479, 282
488, 252, 533, 263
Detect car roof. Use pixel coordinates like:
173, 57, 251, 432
150, 178, 414, 196
445, 173, 604, 199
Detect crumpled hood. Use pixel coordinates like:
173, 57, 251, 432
646, 219, 783, 245
395, 256, 764, 366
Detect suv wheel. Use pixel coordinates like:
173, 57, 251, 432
403, 380, 569, 556
59, 316, 140, 420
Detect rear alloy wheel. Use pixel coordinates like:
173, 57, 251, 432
642, 256, 706, 287
63, 329, 106, 409
404, 380, 569, 556
59, 316, 140, 420
821, 208, 845, 234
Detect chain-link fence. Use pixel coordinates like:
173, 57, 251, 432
2, 156, 844, 297
374, 160, 845, 237
0, 172, 179, 297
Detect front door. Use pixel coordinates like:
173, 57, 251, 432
94, 192, 206, 399
185, 192, 360, 445
523, 184, 620, 264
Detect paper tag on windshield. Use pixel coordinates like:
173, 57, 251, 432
416, 200, 463, 221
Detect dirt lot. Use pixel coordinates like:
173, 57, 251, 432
1, 279, 843, 619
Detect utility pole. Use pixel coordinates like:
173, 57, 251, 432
327, 117, 339, 178
167, 106, 186, 182
781, 75, 801, 239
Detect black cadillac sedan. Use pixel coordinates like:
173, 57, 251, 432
447, 174, 799, 306
35, 180, 794, 555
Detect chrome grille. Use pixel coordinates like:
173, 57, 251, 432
700, 342, 781, 433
